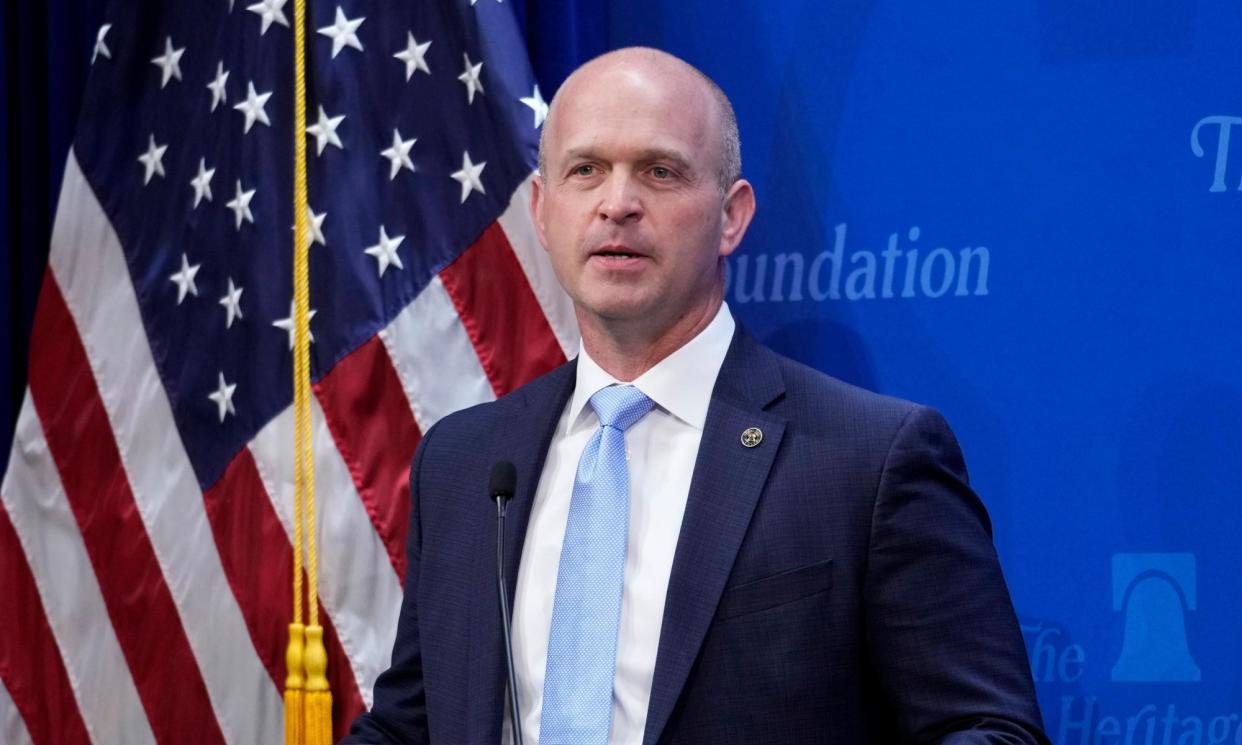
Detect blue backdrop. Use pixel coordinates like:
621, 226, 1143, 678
605, 2, 1241, 740
5, 1, 1239, 741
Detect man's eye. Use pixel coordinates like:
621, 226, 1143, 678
651, 166, 671, 179
573, 164, 596, 177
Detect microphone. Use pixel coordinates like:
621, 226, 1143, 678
489, 461, 523, 745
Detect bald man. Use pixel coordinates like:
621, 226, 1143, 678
345, 48, 1047, 745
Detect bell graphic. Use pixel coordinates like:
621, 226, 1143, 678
1110, 553, 1201, 683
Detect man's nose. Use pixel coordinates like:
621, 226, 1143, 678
598, 171, 642, 224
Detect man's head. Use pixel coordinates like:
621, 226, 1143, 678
538, 53, 742, 194
531, 47, 756, 360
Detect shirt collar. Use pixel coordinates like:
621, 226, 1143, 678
568, 303, 736, 433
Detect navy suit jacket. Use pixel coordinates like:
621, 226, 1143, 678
345, 327, 1048, 744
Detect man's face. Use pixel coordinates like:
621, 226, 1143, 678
532, 60, 751, 338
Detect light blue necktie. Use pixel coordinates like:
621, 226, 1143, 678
540, 385, 655, 745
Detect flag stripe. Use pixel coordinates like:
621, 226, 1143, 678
202, 449, 290, 687
378, 275, 496, 434
496, 176, 580, 359
1, 392, 155, 745
438, 223, 568, 398
202, 447, 366, 742
48, 152, 284, 745
247, 399, 404, 710
0, 672, 35, 745
6, 6, 574, 741
314, 336, 420, 581
27, 275, 224, 745
0, 503, 90, 745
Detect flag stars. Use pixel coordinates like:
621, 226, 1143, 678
219, 278, 244, 328
458, 53, 484, 104
169, 253, 201, 304
306, 106, 345, 155
520, 85, 548, 128
318, 7, 364, 59
365, 226, 405, 277
207, 372, 237, 423
189, 158, 215, 208
380, 129, 416, 180
273, 302, 317, 349
247, 0, 289, 35
207, 62, 230, 112
234, 82, 273, 133
450, 150, 487, 203
291, 206, 327, 248
301, 206, 327, 248
150, 36, 185, 88
226, 180, 256, 229
92, 24, 112, 64
138, 134, 168, 185
394, 33, 431, 80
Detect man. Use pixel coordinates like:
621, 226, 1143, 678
346, 47, 1047, 744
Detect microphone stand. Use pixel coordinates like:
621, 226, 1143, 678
492, 466, 524, 745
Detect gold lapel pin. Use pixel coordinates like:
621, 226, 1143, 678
740, 427, 763, 448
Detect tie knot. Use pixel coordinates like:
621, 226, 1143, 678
589, 385, 655, 432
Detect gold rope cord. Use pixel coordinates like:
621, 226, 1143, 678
285, 0, 331, 739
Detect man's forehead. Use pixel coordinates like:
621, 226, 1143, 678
547, 57, 716, 145
559, 52, 709, 110
568, 47, 699, 88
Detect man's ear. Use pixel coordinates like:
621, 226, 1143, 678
530, 175, 549, 251
718, 178, 756, 258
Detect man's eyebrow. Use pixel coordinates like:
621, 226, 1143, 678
636, 148, 695, 171
561, 146, 697, 172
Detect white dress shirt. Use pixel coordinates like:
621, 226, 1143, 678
506, 303, 736, 745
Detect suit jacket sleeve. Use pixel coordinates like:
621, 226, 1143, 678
864, 406, 1049, 744
341, 426, 435, 744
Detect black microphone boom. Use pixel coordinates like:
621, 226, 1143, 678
489, 461, 523, 745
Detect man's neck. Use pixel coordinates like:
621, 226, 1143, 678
578, 297, 723, 382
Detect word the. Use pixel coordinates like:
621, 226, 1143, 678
1191, 115, 1242, 192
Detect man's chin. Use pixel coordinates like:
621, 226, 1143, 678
585, 304, 652, 325
573, 296, 662, 329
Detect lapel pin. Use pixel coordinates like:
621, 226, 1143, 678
740, 427, 763, 448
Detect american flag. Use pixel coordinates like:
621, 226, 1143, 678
0, 1, 578, 743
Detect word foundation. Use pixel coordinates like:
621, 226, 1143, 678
726, 223, 991, 303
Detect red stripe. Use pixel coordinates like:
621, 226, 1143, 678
438, 222, 567, 397
0, 504, 91, 745
27, 274, 225, 745
313, 336, 419, 580
203, 447, 365, 743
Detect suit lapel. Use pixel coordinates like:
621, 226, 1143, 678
643, 330, 786, 745
465, 362, 576, 743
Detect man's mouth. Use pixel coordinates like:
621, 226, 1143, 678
590, 244, 648, 260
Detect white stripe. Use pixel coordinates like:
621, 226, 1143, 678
247, 398, 404, 708
47, 152, 282, 745
496, 175, 580, 358
379, 275, 496, 432
0, 670, 33, 745
1, 393, 156, 745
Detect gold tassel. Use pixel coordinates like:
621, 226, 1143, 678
284, 623, 306, 745
303, 624, 332, 745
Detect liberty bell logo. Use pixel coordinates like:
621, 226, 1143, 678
1110, 553, 1201, 682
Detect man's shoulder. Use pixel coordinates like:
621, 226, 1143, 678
781, 353, 918, 417
735, 330, 926, 429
